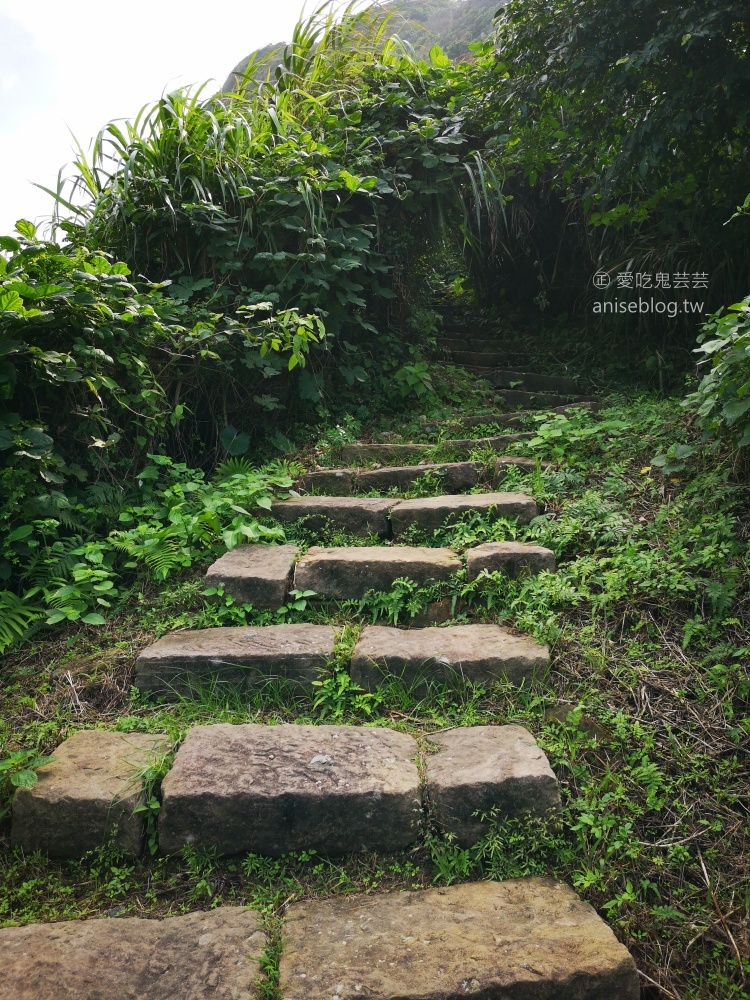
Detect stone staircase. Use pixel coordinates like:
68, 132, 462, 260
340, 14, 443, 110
1, 348, 641, 999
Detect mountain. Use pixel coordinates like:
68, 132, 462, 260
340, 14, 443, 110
222, 0, 503, 92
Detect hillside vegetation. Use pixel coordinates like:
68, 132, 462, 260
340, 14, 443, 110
1, 2, 748, 998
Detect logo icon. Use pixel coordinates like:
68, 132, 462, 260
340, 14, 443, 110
593, 270, 611, 289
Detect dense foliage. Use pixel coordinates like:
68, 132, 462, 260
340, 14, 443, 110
1, 5, 749, 997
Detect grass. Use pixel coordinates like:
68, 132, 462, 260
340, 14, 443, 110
1, 388, 748, 998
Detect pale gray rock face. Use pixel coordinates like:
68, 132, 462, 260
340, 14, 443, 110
278, 878, 641, 1000
205, 543, 299, 608
390, 491, 538, 536
11, 731, 167, 858
296, 469, 354, 495
356, 461, 482, 494
134, 624, 337, 697
466, 539, 557, 578
159, 723, 421, 857
350, 624, 549, 691
0, 907, 265, 1000
425, 724, 562, 845
270, 496, 394, 536
293, 545, 461, 600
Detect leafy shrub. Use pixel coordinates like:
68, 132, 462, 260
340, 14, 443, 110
684, 294, 750, 450
0, 749, 56, 818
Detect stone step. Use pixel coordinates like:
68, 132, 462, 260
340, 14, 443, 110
350, 623, 549, 690
296, 461, 482, 498
205, 542, 299, 607
390, 491, 537, 537
0, 908, 266, 1000
489, 368, 581, 395
158, 723, 422, 857
340, 442, 431, 464
13, 722, 559, 858
425, 725, 561, 845
438, 337, 529, 358
279, 878, 640, 1000
270, 496, 393, 537
465, 540, 557, 578
339, 435, 532, 466
296, 468, 354, 495
294, 545, 461, 600
468, 402, 599, 426
496, 387, 599, 408
432, 432, 534, 457
134, 623, 337, 696
493, 456, 552, 482
10, 730, 166, 858
430, 401, 600, 432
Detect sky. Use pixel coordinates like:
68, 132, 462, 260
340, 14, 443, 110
0, 0, 325, 237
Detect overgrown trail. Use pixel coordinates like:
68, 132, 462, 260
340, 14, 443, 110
1, 310, 747, 1000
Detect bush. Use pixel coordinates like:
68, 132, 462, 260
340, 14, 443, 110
685, 294, 750, 451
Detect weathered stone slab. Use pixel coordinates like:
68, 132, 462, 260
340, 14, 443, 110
205, 543, 298, 608
11, 731, 166, 858
491, 369, 581, 394
294, 546, 461, 601
444, 402, 599, 431
134, 624, 336, 697
159, 724, 421, 857
493, 455, 552, 482
296, 469, 353, 495
350, 624, 549, 690
435, 433, 534, 457
496, 387, 599, 408
444, 350, 513, 367
340, 442, 431, 464
390, 492, 537, 536
356, 461, 482, 494
466, 540, 557, 579
425, 725, 561, 845
278, 878, 641, 1000
270, 497, 393, 536
0, 907, 265, 1000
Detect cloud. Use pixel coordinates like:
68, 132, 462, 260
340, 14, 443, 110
0, 0, 315, 236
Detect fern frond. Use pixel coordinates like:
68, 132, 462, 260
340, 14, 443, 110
110, 528, 186, 580
23, 535, 85, 589
0, 592, 45, 653
214, 457, 256, 481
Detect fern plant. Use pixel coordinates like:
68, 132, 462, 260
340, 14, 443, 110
0, 590, 45, 653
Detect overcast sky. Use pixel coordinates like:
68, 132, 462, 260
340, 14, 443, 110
0, 0, 329, 237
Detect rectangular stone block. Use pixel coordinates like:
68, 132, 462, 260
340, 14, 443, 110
493, 456, 552, 482
134, 624, 337, 697
339, 442, 431, 464
159, 724, 421, 856
463, 402, 599, 429
205, 543, 298, 608
278, 878, 640, 1000
293, 546, 461, 601
0, 907, 265, 1000
350, 624, 549, 691
356, 461, 482, 494
296, 469, 353, 495
466, 540, 557, 578
390, 492, 537, 536
425, 725, 561, 845
11, 731, 167, 858
435, 433, 534, 458
270, 497, 393, 537
496, 388, 599, 408
491, 369, 581, 394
